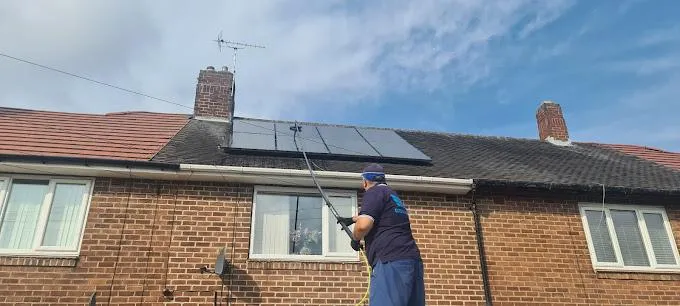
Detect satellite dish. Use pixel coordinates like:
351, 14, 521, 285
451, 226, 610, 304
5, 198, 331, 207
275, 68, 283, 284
89, 292, 96, 306
215, 247, 229, 276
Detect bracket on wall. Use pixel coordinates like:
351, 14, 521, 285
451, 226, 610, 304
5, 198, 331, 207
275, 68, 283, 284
88, 292, 96, 306
200, 247, 231, 281
162, 288, 174, 301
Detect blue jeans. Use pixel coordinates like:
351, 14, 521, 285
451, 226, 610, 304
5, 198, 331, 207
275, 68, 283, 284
370, 259, 425, 306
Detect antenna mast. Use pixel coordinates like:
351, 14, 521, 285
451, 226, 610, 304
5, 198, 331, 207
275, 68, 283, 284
214, 31, 265, 109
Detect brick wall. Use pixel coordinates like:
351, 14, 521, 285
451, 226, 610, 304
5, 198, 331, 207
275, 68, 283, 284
477, 188, 680, 305
1, 178, 679, 305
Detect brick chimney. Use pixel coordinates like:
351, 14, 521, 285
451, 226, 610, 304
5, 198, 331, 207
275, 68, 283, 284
536, 101, 570, 145
194, 66, 234, 121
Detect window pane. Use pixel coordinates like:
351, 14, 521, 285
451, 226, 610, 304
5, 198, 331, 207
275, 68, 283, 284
328, 196, 355, 253
643, 213, 677, 265
0, 179, 6, 202
610, 209, 650, 266
252, 193, 323, 256
0, 180, 49, 250
290, 196, 322, 255
252, 194, 294, 255
41, 183, 87, 248
585, 210, 617, 263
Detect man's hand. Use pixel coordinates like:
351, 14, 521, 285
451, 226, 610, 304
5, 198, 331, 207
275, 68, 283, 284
337, 217, 355, 226
351, 239, 362, 251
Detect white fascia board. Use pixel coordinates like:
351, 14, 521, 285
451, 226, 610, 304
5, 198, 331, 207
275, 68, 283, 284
0, 162, 178, 180
0, 162, 473, 195
180, 164, 472, 195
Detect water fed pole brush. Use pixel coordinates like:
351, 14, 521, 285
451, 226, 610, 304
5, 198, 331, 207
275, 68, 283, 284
291, 122, 371, 305
289, 123, 356, 242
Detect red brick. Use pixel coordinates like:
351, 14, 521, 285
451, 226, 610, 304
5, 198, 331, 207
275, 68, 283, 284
1, 178, 679, 305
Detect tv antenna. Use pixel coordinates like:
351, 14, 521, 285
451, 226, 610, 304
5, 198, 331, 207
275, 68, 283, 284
213, 31, 265, 110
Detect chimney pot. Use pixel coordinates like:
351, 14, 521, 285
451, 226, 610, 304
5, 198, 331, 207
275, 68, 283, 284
536, 100, 570, 144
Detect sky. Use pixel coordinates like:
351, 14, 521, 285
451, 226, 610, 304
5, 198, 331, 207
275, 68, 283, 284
1, 0, 679, 152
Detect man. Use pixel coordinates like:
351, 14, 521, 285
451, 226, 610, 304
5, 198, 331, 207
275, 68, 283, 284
339, 164, 425, 306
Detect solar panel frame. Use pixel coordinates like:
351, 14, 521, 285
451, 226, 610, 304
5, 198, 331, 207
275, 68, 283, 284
230, 132, 276, 151
232, 119, 274, 135
356, 128, 431, 161
316, 126, 380, 156
274, 122, 329, 153
227, 118, 432, 164
230, 119, 276, 151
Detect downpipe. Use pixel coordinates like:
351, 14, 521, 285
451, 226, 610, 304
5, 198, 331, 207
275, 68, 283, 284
471, 185, 493, 306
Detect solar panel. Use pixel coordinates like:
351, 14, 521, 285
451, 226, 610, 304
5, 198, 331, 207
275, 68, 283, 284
230, 119, 276, 151
316, 126, 380, 156
275, 123, 329, 153
356, 128, 431, 161
228, 118, 431, 163
232, 119, 273, 134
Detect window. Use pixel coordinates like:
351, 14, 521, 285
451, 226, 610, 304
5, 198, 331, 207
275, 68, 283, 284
579, 203, 680, 272
0, 176, 93, 257
250, 186, 358, 261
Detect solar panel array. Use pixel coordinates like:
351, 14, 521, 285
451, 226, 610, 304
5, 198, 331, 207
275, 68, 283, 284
229, 118, 431, 162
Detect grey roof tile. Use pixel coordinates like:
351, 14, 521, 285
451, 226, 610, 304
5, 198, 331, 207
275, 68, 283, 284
153, 118, 680, 191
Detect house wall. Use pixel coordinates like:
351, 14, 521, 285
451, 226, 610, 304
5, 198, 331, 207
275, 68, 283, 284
1, 177, 679, 305
478, 188, 680, 305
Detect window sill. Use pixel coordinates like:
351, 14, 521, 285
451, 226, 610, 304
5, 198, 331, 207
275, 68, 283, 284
248, 257, 364, 271
595, 268, 680, 281
0, 255, 79, 267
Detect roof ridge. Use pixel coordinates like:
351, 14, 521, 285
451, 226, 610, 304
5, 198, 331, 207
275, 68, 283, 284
584, 142, 679, 154
0, 106, 190, 117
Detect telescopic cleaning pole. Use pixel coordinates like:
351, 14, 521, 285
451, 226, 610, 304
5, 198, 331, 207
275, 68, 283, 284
290, 123, 355, 241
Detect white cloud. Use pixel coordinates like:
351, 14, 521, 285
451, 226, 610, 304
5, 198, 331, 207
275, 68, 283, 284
0, 0, 573, 121
638, 25, 680, 47
571, 74, 680, 152
617, 0, 648, 15
518, 1, 575, 39
607, 56, 680, 76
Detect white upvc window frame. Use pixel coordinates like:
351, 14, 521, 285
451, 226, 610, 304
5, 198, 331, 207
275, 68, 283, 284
249, 185, 359, 262
579, 203, 680, 273
0, 174, 94, 258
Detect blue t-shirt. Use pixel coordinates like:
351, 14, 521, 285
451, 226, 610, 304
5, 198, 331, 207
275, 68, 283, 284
359, 184, 421, 267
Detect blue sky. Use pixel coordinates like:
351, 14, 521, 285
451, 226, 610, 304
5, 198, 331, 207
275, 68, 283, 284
1, 0, 679, 151
323, 0, 680, 151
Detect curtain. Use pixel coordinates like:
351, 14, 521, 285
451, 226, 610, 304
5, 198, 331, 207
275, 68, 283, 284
643, 212, 677, 265
585, 210, 617, 263
41, 183, 87, 248
0, 180, 49, 250
610, 209, 650, 266
253, 194, 291, 255
328, 196, 355, 254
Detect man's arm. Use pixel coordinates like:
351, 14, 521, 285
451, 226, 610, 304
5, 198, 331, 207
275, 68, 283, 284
352, 191, 382, 241
352, 215, 373, 241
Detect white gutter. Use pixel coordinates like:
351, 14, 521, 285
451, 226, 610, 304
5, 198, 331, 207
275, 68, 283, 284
0, 162, 472, 195
180, 164, 472, 195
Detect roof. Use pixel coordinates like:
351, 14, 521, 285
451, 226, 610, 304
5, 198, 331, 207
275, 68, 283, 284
594, 143, 680, 171
0, 107, 190, 161
153, 118, 680, 192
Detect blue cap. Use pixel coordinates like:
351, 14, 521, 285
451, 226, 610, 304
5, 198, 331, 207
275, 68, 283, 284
361, 163, 385, 182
